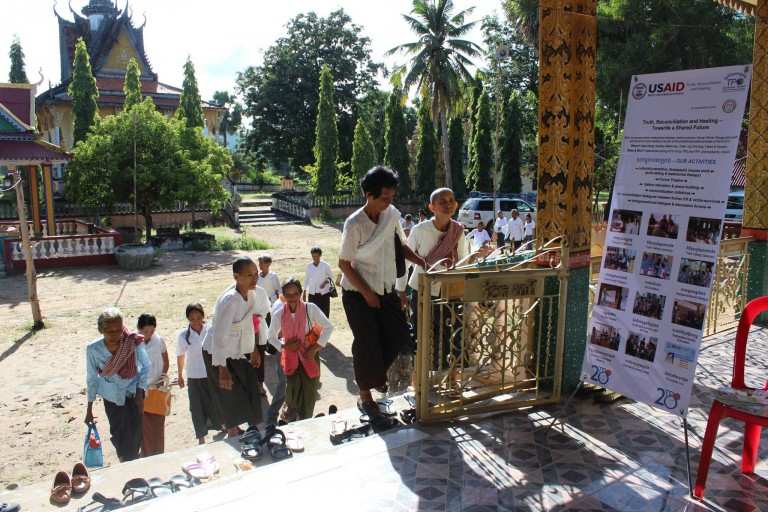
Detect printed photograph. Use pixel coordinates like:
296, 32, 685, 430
625, 332, 658, 362
678, 258, 715, 288
590, 324, 621, 351
646, 213, 680, 239
597, 283, 630, 311
604, 246, 637, 273
610, 209, 643, 235
672, 299, 707, 330
633, 292, 666, 320
639, 252, 673, 280
686, 217, 722, 245
663, 341, 697, 370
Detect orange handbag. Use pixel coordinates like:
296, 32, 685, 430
143, 388, 172, 416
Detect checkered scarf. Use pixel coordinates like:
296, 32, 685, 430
99, 328, 144, 379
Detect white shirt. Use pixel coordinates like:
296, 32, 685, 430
176, 324, 210, 379
397, 219, 470, 294
144, 333, 167, 387
203, 285, 271, 367
267, 301, 334, 351
467, 228, 491, 252
506, 217, 524, 241
339, 205, 407, 295
304, 261, 334, 295
493, 217, 508, 234
524, 220, 535, 238
257, 271, 281, 303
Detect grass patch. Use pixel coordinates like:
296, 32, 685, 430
183, 226, 271, 252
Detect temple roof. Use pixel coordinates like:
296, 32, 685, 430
714, 0, 758, 15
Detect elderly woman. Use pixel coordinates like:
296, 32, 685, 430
85, 307, 150, 462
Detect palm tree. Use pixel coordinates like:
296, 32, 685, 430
504, 0, 539, 48
388, 0, 481, 189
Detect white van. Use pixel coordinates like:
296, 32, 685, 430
457, 196, 536, 229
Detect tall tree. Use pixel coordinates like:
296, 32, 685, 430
351, 120, 376, 179
448, 115, 466, 198
179, 57, 203, 129
467, 89, 492, 192
388, 0, 482, 189
8, 35, 28, 84
314, 65, 338, 194
68, 38, 98, 145
123, 57, 142, 111
499, 92, 523, 193
237, 10, 381, 171
212, 90, 243, 148
384, 85, 412, 196
415, 101, 437, 196
357, 89, 388, 162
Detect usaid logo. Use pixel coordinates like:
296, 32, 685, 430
632, 82, 647, 100
648, 82, 685, 94
723, 73, 747, 92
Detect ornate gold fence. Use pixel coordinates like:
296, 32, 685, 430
705, 237, 752, 336
414, 242, 568, 423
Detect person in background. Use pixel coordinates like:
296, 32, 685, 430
136, 314, 168, 457
85, 307, 149, 462
506, 209, 524, 249
523, 213, 535, 244
303, 246, 334, 319
268, 278, 334, 421
401, 214, 415, 237
418, 210, 427, 224
177, 303, 223, 445
492, 211, 508, 248
255, 255, 281, 395
467, 220, 491, 252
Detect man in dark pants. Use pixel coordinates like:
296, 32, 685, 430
339, 166, 426, 421
303, 246, 334, 318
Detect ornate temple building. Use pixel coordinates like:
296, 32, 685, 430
35, 0, 224, 193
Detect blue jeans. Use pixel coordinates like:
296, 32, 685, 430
266, 352, 286, 427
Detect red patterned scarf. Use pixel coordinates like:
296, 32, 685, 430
99, 328, 144, 379
425, 219, 465, 268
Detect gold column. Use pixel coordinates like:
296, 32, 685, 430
536, 0, 597, 265
26, 165, 43, 237
743, 0, 768, 237
42, 164, 56, 236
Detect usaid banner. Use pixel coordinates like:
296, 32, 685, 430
582, 65, 751, 416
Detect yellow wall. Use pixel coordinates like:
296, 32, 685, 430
102, 27, 146, 75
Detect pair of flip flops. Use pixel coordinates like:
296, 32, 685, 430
84, 474, 199, 510
330, 423, 374, 445
239, 427, 293, 462
181, 454, 220, 480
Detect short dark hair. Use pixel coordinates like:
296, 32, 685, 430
405, 214, 412, 221
185, 303, 205, 319
233, 256, 255, 274
310, 246, 322, 256
360, 166, 398, 198
137, 313, 157, 329
281, 277, 303, 295
257, 254, 273, 264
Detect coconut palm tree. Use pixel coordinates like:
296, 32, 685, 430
504, 0, 539, 48
388, 0, 481, 189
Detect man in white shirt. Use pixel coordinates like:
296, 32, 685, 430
339, 166, 426, 422
506, 209, 524, 249
492, 211, 508, 248
257, 254, 281, 304
303, 246, 335, 318
467, 221, 491, 252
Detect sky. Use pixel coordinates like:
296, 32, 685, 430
1, 0, 503, 100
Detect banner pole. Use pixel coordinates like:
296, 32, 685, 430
683, 415, 694, 498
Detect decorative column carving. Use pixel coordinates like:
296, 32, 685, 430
42, 164, 57, 236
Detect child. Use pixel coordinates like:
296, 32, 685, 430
176, 304, 223, 445
401, 214, 415, 237
303, 247, 334, 319
255, 255, 281, 395
137, 313, 168, 457
467, 220, 491, 252
202, 257, 271, 437
268, 278, 333, 421
523, 213, 535, 244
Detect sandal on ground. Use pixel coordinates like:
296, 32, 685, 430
376, 398, 397, 416
370, 414, 401, 433
147, 477, 175, 497
264, 428, 293, 460
240, 443, 264, 462
71, 462, 91, 495
285, 432, 305, 452
239, 426, 262, 445
90, 492, 124, 510
400, 408, 417, 425
357, 399, 383, 418
50, 471, 72, 505
121, 478, 153, 504
0, 504, 20, 512
330, 423, 373, 445
169, 474, 200, 491
182, 454, 219, 480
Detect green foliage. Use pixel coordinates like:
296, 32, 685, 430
212, 90, 243, 147
314, 65, 338, 195
179, 57, 203, 128
8, 35, 28, 83
68, 38, 98, 144
357, 89, 388, 162
384, 85, 411, 196
415, 101, 436, 196
467, 89, 493, 192
499, 92, 523, 193
123, 58, 142, 111
466, 75, 483, 172
448, 116, 466, 198
236, 10, 381, 171
482, 14, 538, 95
351, 120, 376, 179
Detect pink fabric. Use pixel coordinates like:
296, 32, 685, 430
251, 315, 261, 335
100, 328, 144, 379
425, 219, 465, 268
279, 301, 321, 379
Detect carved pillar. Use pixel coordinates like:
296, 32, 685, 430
743, 0, 768, 302
42, 164, 56, 236
537, 0, 597, 390
26, 166, 43, 237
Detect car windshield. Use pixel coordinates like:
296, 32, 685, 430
727, 194, 744, 209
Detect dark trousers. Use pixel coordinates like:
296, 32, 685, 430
309, 292, 331, 318
103, 395, 142, 462
203, 350, 263, 429
342, 289, 409, 391
187, 377, 223, 439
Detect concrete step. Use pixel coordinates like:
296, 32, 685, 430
239, 214, 295, 222
240, 199, 272, 208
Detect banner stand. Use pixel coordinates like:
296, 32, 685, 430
683, 416, 694, 498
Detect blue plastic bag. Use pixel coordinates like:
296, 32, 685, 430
83, 423, 104, 468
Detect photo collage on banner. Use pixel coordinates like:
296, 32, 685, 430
582, 65, 752, 416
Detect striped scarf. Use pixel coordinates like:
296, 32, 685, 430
99, 328, 144, 379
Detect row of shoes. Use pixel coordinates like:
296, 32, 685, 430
239, 426, 297, 463
50, 462, 91, 505
83, 473, 200, 510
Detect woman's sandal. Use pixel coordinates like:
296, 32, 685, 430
90, 492, 124, 510
148, 477, 175, 497
50, 471, 71, 505
239, 426, 262, 445
400, 408, 417, 425
121, 478, 154, 504
71, 462, 91, 496
169, 474, 200, 491
240, 443, 264, 462
264, 429, 293, 460
329, 423, 373, 445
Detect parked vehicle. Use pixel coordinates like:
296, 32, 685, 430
724, 189, 744, 222
457, 193, 536, 229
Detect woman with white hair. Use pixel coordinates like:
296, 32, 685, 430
85, 307, 150, 462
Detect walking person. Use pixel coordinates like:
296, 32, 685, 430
339, 166, 426, 423
506, 209, 524, 249
268, 278, 334, 421
136, 314, 168, 457
85, 307, 149, 462
303, 246, 334, 319
467, 220, 491, 252
255, 255, 281, 395
202, 257, 271, 437
523, 213, 535, 244
492, 211, 508, 248
176, 303, 223, 445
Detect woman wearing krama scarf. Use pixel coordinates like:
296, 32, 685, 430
85, 307, 150, 462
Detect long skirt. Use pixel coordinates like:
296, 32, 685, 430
203, 350, 263, 429
141, 412, 165, 456
187, 377, 223, 439
342, 289, 410, 391
103, 395, 142, 462
285, 361, 319, 421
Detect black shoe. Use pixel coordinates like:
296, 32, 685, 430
328, 404, 338, 415
357, 399, 382, 418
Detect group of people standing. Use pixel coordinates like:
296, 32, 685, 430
468, 209, 535, 252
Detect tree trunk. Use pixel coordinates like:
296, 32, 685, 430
440, 109, 452, 189
14, 169, 43, 329
142, 203, 153, 241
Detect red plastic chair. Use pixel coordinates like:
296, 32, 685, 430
694, 295, 768, 499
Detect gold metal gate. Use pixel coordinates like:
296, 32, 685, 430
414, 242, 568, 423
